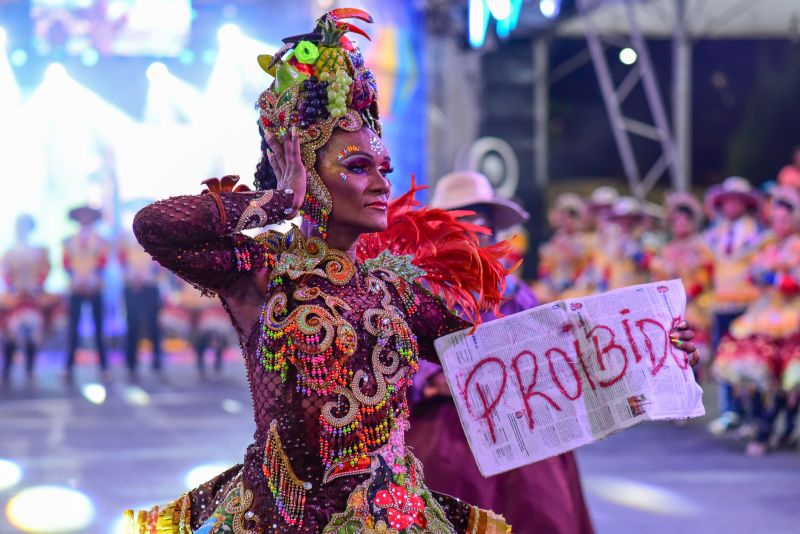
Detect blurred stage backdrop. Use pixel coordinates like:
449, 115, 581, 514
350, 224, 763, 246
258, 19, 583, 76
0, 0, 425, 290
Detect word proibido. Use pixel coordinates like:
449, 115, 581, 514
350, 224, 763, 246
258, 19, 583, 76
461, 310, 687, 442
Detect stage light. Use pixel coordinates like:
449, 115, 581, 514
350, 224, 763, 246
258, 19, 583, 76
123, 385, 151, 407
619, 47, 638, 65
222, 398, 243, 414
0, 27, 6, 49
146, 61, 168, 82
179, 49, 195, 65
487, 0, 512, 20
584, 476, 698, 516
6, 486, 95, 532
217, 23, 242, 44
81, 48, 100, 67
9, 49, 27, 67
45, 62, 67, 81
185, 463, 233, 489
202, 49, 217, 65
81, 383, 107, 405
539, 0, 561, 19
0, 459, 22, 491
469, 0, 489, 48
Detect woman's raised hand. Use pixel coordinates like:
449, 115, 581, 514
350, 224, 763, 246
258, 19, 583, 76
266, 127, 306, 218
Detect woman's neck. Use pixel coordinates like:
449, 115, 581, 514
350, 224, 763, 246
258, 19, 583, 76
301, 220, 360, 260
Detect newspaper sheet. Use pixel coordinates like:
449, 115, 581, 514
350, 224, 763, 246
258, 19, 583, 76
434, 279, 705, 477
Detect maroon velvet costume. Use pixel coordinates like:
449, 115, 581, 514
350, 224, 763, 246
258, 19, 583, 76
132, 188, 505, 533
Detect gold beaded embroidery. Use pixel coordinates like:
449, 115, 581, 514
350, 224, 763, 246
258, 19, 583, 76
233, 190, 275, 233
263, 420, 311, 528
255, 229, 421, 483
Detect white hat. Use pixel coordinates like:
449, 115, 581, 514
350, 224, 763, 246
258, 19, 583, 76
430, 171, 529, 231
589, 186, 620, 208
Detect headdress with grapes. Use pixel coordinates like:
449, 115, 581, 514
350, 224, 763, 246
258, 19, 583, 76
256, 7, 380, 238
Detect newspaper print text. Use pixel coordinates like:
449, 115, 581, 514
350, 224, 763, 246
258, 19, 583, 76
461, 308, 690, 443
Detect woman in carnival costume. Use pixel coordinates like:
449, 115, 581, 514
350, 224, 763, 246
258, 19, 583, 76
125, 9, 698, 533
534, 192, 594, 303
703, 176, 763, 435
584, 196, 653, 292
650, 193, 714, 369
714, 184, 800, 456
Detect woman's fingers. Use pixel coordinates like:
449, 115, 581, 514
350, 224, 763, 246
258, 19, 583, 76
266, 134, 285, 177
672, 329, 695, 341
688, 350, 700, 367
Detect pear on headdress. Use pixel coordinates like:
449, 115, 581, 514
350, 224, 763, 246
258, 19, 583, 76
257, 54, 277, 76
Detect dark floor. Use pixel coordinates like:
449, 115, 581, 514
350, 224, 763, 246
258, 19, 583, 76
1, 353, 799, 534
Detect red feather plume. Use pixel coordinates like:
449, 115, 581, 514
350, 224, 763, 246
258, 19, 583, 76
357, 177, 517, 324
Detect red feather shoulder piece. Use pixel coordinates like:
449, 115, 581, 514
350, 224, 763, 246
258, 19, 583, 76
356, 177, 516, 324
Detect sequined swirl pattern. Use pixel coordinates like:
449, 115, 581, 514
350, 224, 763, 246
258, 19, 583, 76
254, 229, 424, 485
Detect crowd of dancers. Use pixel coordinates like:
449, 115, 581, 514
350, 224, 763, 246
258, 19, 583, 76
4, 153, 800, 466
533, 149, 800, 458
0, 205, 237, 387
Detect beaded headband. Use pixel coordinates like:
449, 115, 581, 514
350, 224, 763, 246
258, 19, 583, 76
256, 8, 381, 238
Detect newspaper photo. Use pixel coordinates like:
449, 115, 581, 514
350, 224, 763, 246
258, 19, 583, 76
434, 279, 705, 477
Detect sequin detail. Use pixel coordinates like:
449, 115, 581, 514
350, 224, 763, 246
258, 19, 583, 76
255, 229, 424, 484
263, 420, 310, 528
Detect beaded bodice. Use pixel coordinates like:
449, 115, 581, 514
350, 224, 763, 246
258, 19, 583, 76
133, 186, 469, 531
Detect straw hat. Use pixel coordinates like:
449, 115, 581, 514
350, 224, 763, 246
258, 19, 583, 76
665, 191, 704, 227
68, 206, 102, 225
709, 176, 761, 211
589, 186, 620, 210
608, 196, 645, 220
548, 193, 589, 229
430, 171, 529, 231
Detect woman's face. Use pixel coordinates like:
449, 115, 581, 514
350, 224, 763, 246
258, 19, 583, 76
770, 197, 798, 237
669, 210, 695, 238
316, 127, 393, 235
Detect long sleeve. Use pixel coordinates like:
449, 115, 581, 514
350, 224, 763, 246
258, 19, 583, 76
410, 283, 472, 364
132, 188, 292, 294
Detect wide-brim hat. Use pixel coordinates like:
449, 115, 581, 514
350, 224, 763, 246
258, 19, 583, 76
68, 206, 102, 225
548, 193, 589, 229
710, 176, 761, 211
589, 185, 620, 210
608, 196, 645, 221
430, 171, 529, 231
665, 191, 704, 227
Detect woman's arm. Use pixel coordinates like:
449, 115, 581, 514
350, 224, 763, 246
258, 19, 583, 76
409, 283, 472, 364
132, 182, 292, 295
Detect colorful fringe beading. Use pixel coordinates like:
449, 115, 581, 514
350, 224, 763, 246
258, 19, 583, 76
262, 419, 310, 528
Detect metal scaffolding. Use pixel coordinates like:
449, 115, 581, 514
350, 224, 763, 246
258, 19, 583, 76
576, 0, 679, 197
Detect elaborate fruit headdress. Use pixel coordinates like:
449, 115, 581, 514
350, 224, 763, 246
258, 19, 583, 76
256, 8, 380, 238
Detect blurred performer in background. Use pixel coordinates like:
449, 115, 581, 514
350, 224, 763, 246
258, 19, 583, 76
1, 215, 53, 386
586, 196, 652, 292
651, 193, 714, 368
161, 276, 236, 379
120, 230, 164, 382
406, 171, 595, 534
704, 177, 763, 434
777, 145, 800, 188
714, 185, 800, 455
587, 185, 619, 231
63, 206, 109, 383
535, 193, 593, 303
